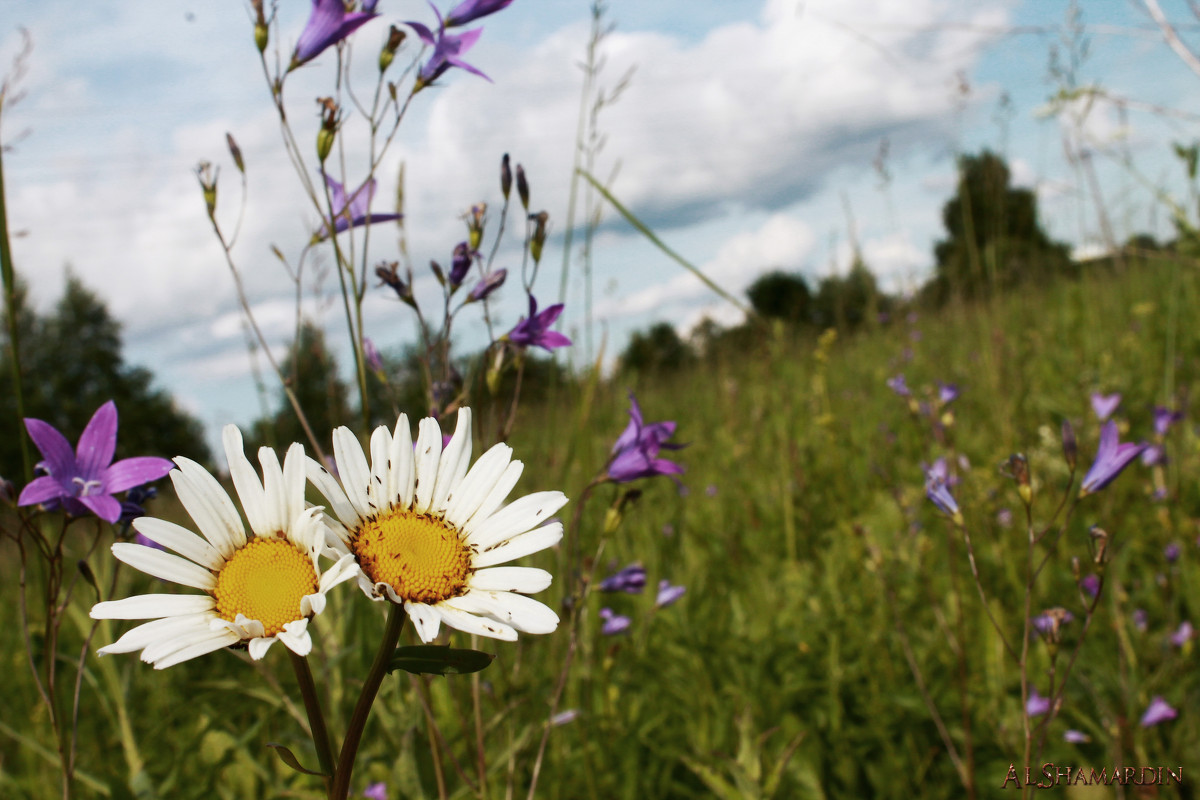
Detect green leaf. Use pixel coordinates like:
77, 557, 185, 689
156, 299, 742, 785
265, 743, 328, 777
387, 644, 495, 676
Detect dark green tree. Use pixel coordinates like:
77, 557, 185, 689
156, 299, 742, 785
618, 321, 694, 376
746, 270, 812, 324
0, 271, 210, 480
811, 258, 884, 332
930, 150, 1071, 300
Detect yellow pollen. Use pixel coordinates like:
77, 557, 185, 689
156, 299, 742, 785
352, 509, 472, 603
213, 537, 318, 637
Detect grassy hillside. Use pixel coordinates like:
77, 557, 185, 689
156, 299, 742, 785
4, 256, 1199, 798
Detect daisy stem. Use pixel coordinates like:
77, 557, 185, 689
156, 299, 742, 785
330, 604, 406, 799
288, 650, 335, 781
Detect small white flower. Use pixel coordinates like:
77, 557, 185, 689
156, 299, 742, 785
307, 407, 566, 643
90, 426, 358, 669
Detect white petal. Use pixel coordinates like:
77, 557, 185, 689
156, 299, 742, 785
171, 460, 245, 558
388, 414, 415, 510
405, 601, 442, 643
97, 613, 214, 655
460, 460, 524, 537
468, 567, 553, 594
306, 456, 359, 530
130, 517, 223, 570
111, 543, 217, 591
301, 591, 325, 617
368, 425, 391, 510
431, 407, 472, 516
281, 442, 307, 526
248, 636, 276, 660
445, 443, 512, 528
278, 619, 312, 656
256, 446, 288, 535
466, 491, 569, 549
444, 591, 559, 634
412, 416, 444, 514
471, 522, 563, 569
150, 629, 240, 669
333, 427, 373, 519
91, 593, 215, 620
434, 603, 518, 641
224, 425, 269, 535
318, 553, 361, 594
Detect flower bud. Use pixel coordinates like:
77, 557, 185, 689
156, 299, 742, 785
316, 98, 339, 163
379, 25, 405, 72
196, 161, 218, 217
376, 261, 416, 307
530, 210, 549, 264
1061, 419, 1077, 471
500, 153, 512, 199
226, 132, 245, 174
469, 268, 506, 302
516, 164, 529, 209
449, 242, 472, 288
430, 260, 445, 286
1004, 453, 1031, 507
1089, 526, 1109, 566
251, 0, 269, 52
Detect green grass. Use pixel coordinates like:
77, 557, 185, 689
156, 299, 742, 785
4, 257, 1200, 799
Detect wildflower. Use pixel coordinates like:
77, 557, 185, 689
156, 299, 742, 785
599, 607, 630, 636
937, 381, 960, 405
291, 0, 380, 69
996, 508, 1013, 528
598, 563, 646, 594
468, 269, 506, 302
1170, 621, 1193, 647
1063, 730, 1090, 744
1079, 574, 1100, 599
449, 242, 473, 288
18, 401, 173, 524
655, 579, 686, 608
364, 337, 384, 373
1031, 608, 1074, 638
550, 709, 581, 726
1078, 421, 1146, 496
317, 175, 401, 240
89, 428, 359, 668
118, 484, 159, 525
407, 11, 489, 92
924, 468, 962, 525
1132, 608, 1148, 632
362, 783, 387, 800
1141, 444, 1166, 467
444, 0, 513, 27
1026, 689, 1051, 717
1139, 696, 1178, 727
506, 295, 571, 351
608, 392, 686, 483
925, 456, 959, 488
306, 408, 566, 643
1165, 542, 1181, 563
1153, 406, 1183, 437
886, 374, 910, 397
1090, 392, 1121, 421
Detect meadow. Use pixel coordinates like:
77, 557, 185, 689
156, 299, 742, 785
3, 253, 1199, 799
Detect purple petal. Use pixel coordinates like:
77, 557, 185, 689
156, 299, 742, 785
79, 493, 122, 524
405, 20, 437, 46
17, 475, 69, 507
1140, 696, 1178, 727
103, 457, 175, 494
294, 0, 378, 66
76, 401, 118, 480
24, 418, 78, 480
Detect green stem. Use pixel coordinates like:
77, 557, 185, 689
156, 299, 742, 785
0, 134, 31, 481
289, 649, 335, 781
329, 604, 406, 799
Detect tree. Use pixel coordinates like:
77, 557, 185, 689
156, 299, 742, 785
930, 150, 1071, 300
811, 258, 884, 332
618, 322, 694, 376
0, 271, 211, 479
746, 270, 812, 324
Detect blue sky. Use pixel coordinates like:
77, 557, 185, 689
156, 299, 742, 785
4, 0, 1200, 453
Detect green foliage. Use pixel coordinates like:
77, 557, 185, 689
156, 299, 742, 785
618, 321, 695, 376
929, 150, 1072, 302
811, 258, 885, 332
746, 270, 812, 324
0, 271, 210, 478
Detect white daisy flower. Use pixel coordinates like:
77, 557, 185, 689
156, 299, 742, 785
89, 426, 359, 669
306, 407, 566, 643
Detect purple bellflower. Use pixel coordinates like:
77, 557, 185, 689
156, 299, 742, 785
886, 374, 910, 398
17, 401, 173, 524
449, 241, 473, 287
444, 0, 513, 27
608, 392, 686, 483
1132, 608, 1148, 632
1063, 730, 1090, 744
292, 0, 380, 69
363, 337, 384, 373
407, 7, 489, 91
1026, 689, 1051, 717
1141, 444, 1166, 467
1090, 392, 1121, 421
1140, 696, 1178, 727
469, 268, 506, 302
598, 563, 646, 594
1165, 542, 1181, 563
506, 295, 571, 351
656, 579, 686, 608
1079, 574, 1100, 599
362, 783, 388, 800
317, 175, 401, 240
1031, 609, 1074, 637
599, 607, 631, 636
1153, 406, 1183, 437
550, 709, 581, 726
937, 381, 960, 405
924, 468, 962, 525
1170, 621, 1193, 647
1079, 420, 1146, 496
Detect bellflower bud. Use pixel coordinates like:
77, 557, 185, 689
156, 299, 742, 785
516, 164, 529, 209
449, 242, 472, 288
226, 132, 245, 174
500, 153, 512, 199
196, 161, 218, 217
252, 0, 269, 52
316, 98, 339, 162
379, 25, 405, 72
530, 211, 549, 264
467, 203, 486, 251
469, 268, 506, 302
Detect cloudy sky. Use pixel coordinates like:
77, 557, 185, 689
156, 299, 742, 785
4, 0, 1200, 451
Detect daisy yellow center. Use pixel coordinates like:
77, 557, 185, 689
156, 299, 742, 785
213, 538, 318, 637
352, 509, 472, 603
